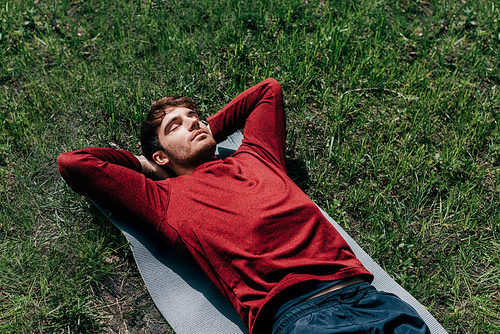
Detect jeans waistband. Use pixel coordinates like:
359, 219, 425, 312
272, 282, 374, 334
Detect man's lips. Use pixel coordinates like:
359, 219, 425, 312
192, 129, 206, 140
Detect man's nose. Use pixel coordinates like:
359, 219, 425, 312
187, 117, 199, 131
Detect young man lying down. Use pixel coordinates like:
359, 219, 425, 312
58, 78, 429, 334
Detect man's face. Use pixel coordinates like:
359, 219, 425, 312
155, 107, 216, 172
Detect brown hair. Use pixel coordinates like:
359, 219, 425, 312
140, 95, 199, 160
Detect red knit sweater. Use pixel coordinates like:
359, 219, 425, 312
58, 78, 372, 333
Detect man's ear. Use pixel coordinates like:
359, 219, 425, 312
152, 150, 170, 166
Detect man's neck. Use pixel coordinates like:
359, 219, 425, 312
171, 154, 218, 176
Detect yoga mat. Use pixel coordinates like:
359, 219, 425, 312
96, 131, 447, 334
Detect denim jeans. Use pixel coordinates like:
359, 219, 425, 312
272, 282, 430, 334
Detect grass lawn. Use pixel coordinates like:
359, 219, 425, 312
1, 0, 499, 332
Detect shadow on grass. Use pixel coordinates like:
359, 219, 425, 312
286, 158, 310, 192
81, 205, 173, 333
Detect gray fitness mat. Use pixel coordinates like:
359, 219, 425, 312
96, 131, 447, 334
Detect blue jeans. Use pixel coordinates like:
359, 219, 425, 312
272, 282, 430, 334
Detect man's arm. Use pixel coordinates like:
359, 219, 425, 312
58, 148, 171, 236
207, 78, 286, 168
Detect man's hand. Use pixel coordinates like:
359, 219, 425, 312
136, 155, 174, 180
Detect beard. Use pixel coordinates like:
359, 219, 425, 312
164, 137, 217, 171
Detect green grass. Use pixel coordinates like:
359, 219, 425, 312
1, 0, 499, 332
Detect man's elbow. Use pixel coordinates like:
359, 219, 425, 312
57, 152, 71, 177
265, 77, 282, 91
57, 151, 84, 182
261, 78, 283, 101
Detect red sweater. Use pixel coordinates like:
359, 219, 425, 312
58, 78, 372, 333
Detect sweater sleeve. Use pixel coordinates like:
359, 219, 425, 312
57, 148, 171, 237
207, 78, 286, 169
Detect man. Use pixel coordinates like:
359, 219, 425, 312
58, 78, 429, 334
